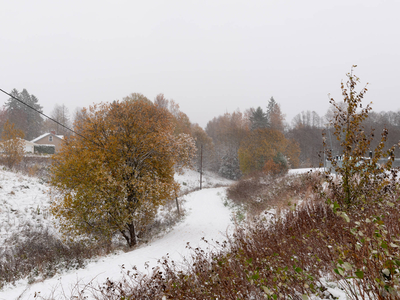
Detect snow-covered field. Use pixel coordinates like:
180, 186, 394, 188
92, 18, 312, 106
0, 168, 349, 299
0, 169, 234, 299
0, 171, 52, 247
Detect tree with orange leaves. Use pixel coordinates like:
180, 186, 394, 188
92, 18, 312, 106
50, 98, 195, 247
0, 120, 25, 168
238, 128, 287, 175
154, 93, 191, 135
238, 128, 300, 176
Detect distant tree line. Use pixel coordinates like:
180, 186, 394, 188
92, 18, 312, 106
287, 107, 400, 168
202, 98, 400, 179
2, 88, 399, 174
204, 97, 300, 179
287, 110, 325, 168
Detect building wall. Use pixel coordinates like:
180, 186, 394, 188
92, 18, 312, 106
23, 141, 36, 153
33, 135, 64, 152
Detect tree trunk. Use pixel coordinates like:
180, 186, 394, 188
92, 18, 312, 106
121, 222, 137, 247
123, 187, 138, 247
128, 223, 137, 247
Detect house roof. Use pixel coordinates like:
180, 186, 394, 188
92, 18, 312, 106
31, 133, 64, 143
22, 139, 38, 146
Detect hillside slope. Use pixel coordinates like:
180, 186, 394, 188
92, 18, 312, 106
0, 169, 233, 300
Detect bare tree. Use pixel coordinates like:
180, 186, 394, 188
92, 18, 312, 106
288, 111, 324, 167
50, 104, 72, 136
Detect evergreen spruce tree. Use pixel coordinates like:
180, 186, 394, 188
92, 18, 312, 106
266, 96, 284, 132
5, 89, 26, 134
249, 106, 268, 130
5, 89, 43, 140
266, 96, 277, 121
219, 154, 242, 180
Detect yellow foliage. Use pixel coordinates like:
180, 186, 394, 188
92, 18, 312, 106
0, 120, 25, 168
154, 96, 191, 135
239, 128, 287, 175
50, 99, 196, 247
238, 127, 301, 175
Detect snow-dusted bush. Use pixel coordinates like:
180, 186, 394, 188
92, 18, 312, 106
34, 144, 55, 155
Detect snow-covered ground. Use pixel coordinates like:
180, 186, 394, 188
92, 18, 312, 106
0, 168, 348, 299
0, 169, 234, 299
288, 167, 324, 175
0, 171, 52, 247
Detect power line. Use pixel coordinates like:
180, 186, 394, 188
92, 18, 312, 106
0, 88, 99, 147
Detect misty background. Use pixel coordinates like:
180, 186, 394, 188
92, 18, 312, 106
1, 0, 399, 128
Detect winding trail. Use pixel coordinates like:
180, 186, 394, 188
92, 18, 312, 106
0, 187, 232, 300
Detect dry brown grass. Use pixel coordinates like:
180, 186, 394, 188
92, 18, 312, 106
227, 171, 315, 215
26, 170, 400, 299
64, 172, 400, 299
0, 224, 113, 289
66, 198, 343, 299
0, 155, 52, 179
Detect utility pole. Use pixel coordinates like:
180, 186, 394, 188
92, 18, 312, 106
200, 144, 203, 190
175, 196, 180, 216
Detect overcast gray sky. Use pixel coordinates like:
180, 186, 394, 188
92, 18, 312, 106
1, 0, 399, 128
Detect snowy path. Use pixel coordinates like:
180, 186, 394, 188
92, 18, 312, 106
0, 187, 232, 300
